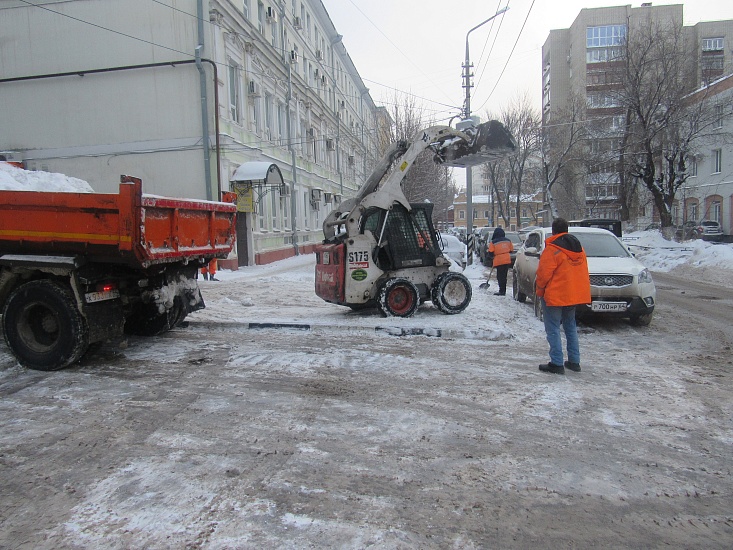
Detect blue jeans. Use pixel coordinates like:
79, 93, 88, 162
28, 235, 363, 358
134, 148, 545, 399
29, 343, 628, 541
542, 299, 580, 366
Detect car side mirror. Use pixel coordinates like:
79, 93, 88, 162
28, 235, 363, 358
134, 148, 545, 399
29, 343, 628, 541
524, 246, 539, 255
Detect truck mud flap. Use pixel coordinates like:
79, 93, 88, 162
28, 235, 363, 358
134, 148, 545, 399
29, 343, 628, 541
83, 299, 126, 344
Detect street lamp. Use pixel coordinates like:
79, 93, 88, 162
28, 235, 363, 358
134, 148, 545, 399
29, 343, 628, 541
461, 7, 508, 264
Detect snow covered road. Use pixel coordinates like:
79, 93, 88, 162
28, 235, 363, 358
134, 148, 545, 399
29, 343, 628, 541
1, 250, 732, 548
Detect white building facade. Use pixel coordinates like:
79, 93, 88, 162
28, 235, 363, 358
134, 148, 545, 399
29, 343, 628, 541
678, 74, 733, 235
0, 0, 383, 265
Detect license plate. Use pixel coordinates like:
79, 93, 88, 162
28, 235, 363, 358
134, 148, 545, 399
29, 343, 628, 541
85, 290, 120, 303
592, 301, 626, 312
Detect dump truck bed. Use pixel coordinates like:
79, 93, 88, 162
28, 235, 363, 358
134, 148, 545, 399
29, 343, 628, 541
0, 175, 236, 269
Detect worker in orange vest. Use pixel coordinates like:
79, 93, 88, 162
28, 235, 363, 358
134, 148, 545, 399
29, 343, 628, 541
201, 259, 218, 281
487, 227, 513, 296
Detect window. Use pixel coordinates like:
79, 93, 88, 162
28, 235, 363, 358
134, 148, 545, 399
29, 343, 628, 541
242, 0, 249, 19
271, 19, 278, 48
271, 188, 279, 230
586, 25, 626, 64
484, 210, 489, 218
281, 190, 290, 229
303, 191, 309, 229
459, 210, 465, 220
690, 157, 697, 177
702, 37, 724, 51
264, 93, 273, 140
257, 1, 265, 34
714, 104, 724, 129
711, 200, 721, 222
277, 103, 286, 145
252, 95, 261, 132
713, 149, 722, 173
228, 63, 240, 123
587, 25, 626, 48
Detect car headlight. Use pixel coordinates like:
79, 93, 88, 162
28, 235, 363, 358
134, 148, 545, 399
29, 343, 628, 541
638, 269, 653, 284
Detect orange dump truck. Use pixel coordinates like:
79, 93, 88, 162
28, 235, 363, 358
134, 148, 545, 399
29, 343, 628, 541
0, 175, 236, 370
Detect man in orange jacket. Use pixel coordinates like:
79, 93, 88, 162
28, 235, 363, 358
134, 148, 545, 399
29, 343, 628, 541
487, 227, 513, 296
535, 218, 591, 375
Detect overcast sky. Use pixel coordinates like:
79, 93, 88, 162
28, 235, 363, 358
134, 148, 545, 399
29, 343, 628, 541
321, 1, 731, 189
322, 0, 732, 121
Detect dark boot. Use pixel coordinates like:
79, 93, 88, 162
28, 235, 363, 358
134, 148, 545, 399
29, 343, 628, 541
539, 362, 565, 375
564, 361, 581, 372
202, 273, 208, 280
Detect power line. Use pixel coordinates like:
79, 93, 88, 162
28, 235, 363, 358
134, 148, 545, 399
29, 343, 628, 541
472, 0, 510, 98
344, 0, 455, 105
475, 0, 536, 114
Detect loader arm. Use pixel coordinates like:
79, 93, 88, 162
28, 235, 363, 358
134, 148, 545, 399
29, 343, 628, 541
322, 120, 516, 241
323, 126, 474, 240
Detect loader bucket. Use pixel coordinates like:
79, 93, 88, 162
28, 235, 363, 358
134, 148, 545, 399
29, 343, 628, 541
436, 120, 516, 167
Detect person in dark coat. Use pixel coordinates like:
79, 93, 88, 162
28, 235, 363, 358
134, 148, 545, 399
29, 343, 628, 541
488, 227, 513, 296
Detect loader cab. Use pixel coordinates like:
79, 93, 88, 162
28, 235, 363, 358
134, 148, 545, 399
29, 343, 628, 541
361, 203, 439, 271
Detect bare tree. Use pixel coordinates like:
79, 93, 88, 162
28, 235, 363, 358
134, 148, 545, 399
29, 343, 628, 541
539, 94, 589, 219
381, 91, 457, 227
615, 19, 733, 234
482, 93, 542, 227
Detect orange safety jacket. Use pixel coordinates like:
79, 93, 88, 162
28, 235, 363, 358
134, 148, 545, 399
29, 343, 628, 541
488, 239, 513, 267
535, 233, 591, 306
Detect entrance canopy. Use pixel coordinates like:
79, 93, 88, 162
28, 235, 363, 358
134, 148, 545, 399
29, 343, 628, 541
230, 162, 283, 185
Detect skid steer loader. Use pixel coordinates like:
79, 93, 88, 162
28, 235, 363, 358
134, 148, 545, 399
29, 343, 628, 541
314, 120, 516, 317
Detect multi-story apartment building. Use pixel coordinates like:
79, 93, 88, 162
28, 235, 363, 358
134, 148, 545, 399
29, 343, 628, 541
541, 4, 733, 228
0, 0, 383, 265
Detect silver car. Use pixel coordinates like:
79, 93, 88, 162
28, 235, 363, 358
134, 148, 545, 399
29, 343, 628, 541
438, 233, 467, 268
512, 227, 656, 326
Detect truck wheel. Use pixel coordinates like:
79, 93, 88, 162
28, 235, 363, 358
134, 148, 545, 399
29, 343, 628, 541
378, 278, 419, 317
431, 272, 472, 314
2, 280, 90, 371
512, 270, 526, 303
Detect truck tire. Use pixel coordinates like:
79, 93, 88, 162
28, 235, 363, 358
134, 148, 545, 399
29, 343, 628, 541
2, 280, 90, 371
378, 278, 419, 317
431, 272, 472, 314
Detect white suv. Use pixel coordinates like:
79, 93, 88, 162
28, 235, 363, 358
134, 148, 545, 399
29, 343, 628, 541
512, 227, 656, 326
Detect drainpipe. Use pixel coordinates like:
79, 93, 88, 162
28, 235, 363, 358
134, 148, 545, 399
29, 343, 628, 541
196, 0, 213, 201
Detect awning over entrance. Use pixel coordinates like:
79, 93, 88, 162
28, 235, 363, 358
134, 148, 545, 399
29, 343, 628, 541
230, 162, 284, 185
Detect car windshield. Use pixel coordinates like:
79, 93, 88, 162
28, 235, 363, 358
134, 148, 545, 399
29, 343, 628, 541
507, 233, 522, 244
573, 232, 630, 258
701, 221, 718, 227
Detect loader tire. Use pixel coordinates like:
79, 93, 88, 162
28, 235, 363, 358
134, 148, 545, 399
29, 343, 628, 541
431, 272, 472, 314
378, 278, 419, 318
2, 280, 90, 371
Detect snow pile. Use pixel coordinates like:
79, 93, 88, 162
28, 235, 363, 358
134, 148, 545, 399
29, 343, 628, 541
0, 162, 94, 192
624, 229, 733, 273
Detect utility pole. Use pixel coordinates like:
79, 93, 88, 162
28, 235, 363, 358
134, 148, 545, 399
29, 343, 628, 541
461, 7, 508, 264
